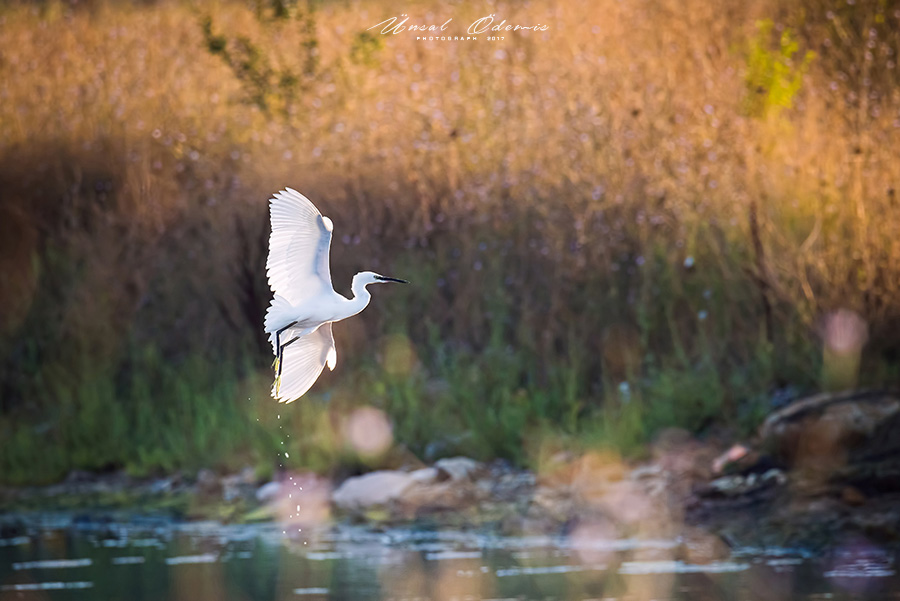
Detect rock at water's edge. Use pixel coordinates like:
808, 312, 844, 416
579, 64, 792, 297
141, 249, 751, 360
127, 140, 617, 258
331, 471, 414, 512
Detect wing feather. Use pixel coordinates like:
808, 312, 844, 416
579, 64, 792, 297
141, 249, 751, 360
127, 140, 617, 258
266, 188, 334, 305
273, 323, 337, 403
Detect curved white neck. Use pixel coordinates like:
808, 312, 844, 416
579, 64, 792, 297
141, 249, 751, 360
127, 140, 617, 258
345, 273, 373, 317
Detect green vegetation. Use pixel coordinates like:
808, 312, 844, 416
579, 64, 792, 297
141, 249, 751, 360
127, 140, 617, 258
743, 19, 815, 117
1, 0, 899, 485
201, 0, 319, 115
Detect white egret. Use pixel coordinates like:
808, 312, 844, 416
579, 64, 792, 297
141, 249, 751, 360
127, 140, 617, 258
264, 188, 407, 403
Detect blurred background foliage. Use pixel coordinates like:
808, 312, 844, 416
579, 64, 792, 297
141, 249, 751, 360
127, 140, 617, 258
1, 0, 899, 484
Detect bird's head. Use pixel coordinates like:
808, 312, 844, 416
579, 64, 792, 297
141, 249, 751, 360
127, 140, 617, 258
355, 271, 409, 286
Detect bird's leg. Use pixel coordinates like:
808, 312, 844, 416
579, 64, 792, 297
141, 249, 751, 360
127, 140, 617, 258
273, 320, 298, 370
274, 335, 301, 396
278, 336, 301, 379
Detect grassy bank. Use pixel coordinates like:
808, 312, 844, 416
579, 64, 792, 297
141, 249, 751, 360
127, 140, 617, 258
1, 0, 899, 484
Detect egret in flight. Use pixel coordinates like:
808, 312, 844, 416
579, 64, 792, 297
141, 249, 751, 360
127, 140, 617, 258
263, 188, 407, 403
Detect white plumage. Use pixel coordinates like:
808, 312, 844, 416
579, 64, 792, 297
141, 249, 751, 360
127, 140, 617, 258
264, 188, 407, 403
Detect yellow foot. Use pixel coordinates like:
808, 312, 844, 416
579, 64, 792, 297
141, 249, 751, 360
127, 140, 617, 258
272, 356, 280, 371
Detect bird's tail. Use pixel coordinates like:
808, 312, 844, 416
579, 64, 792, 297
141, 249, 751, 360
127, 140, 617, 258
265, 294, 294, 353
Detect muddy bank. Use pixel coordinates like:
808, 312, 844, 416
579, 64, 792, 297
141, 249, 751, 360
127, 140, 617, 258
4, 391, 900, 552
688, 390, 900, 548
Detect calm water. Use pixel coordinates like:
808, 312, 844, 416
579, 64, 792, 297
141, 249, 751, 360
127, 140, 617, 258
1, 515, 898, 601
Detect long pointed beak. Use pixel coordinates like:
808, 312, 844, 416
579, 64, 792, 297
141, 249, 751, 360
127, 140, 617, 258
382, 277, 409, 284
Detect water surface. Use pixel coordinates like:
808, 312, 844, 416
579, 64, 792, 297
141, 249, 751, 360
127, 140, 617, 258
0, 515, 897, 600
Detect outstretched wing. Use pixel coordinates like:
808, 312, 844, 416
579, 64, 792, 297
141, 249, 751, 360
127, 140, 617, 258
273, 323, 338, 403
266, 188, 334, 305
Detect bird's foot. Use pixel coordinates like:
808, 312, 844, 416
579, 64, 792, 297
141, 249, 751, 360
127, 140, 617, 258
272, 355, 280, 372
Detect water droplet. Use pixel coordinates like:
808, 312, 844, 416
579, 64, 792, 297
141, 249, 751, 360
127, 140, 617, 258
618, 381, 631, 402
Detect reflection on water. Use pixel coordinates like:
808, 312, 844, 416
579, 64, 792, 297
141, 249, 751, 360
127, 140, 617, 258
0, 517, 898, 600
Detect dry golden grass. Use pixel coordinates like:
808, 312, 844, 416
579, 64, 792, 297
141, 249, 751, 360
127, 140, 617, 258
1, 0, 899, 478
